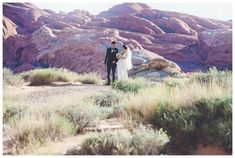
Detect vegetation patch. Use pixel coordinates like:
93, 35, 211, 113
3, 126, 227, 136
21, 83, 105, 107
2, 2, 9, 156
67, 125, 169, 155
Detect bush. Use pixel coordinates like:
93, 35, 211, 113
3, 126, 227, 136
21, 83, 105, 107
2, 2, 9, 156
67, 125, 169, 155
77, 72, 103, 85
28, 68, 79, 86
194, 97, 232, 152
9, 115, 74, 153
90, 90, 124, 107
215, 120, 232, 152
151, 96, 232, 154
58, 102, 111, 134
18, 70, 34, 81
112, 78, 149, 93
3, 68, 24, 86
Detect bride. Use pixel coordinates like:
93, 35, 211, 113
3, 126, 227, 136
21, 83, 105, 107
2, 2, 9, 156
116, 45, 132, 80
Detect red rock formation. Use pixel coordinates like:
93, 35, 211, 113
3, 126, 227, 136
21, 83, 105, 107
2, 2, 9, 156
199, 29, 232, 70
3, 2, 232, 75
3, 3, 48, 34
3, 16, 17, 39
99, 3, 151, 17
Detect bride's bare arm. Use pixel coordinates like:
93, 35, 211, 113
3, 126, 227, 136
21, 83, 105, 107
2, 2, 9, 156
121, 51, 127, 59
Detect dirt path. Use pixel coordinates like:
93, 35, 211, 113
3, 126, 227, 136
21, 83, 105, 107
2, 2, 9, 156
4, 82, 111, 105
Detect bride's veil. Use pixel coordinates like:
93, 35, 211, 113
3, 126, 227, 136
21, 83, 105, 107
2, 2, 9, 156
125, 47, 133, 70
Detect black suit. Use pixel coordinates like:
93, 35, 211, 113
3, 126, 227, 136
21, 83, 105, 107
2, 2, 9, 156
104, 47, 119, 83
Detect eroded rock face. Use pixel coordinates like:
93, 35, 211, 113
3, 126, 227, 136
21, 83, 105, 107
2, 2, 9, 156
3, 2, 232, 76
199, 29, 232, 70
3, 3, 48, 34
3, 16, 17, 39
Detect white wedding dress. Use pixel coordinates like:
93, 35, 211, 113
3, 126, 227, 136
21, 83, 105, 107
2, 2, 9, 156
117, 48, 132, 80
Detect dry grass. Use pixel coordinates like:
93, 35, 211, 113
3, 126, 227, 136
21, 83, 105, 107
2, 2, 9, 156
3, 68, 24, 86
112, 78, 150, 93
125, 79, 231, 123
69, 125, 169, 155
27, 68, 79, 86
124, 69, 232, 154
3, 89, 116, 154
77, 72, 103, 85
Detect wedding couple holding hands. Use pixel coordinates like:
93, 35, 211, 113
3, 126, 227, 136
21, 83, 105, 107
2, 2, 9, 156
104, 41, 132, 85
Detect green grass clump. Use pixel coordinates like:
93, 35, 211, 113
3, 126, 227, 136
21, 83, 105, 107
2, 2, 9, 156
112, 78, 149, 93
28, 68, 79, 86
58, 102, 111, 134
90, 90, 124, 107
77, 72, 103, 85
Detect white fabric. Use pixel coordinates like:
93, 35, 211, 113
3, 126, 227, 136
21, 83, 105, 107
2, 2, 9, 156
117, 48, 132, 80
126, 49, 133, 70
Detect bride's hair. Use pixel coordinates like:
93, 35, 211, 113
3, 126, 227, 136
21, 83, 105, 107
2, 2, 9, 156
123, 45, 128, 50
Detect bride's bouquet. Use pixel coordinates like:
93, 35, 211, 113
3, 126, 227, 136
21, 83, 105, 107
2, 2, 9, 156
116, 53, 121, 59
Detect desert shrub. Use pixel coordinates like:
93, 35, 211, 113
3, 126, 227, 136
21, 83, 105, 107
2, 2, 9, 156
18, 70, 34, 81
215, 120, 232, 152
3, 68, 24, 86
77, 72, 103, 85
4, 103, 76, 154
112, 78, 149, 93
90, 90, 124, 107
58, 102, 111, 134
67, 125, 169, 155
193, 97, 232, 152
9, 115, 74, 153
3, 104, 27, 124
28, 68, 79, 86
153, 105, 200, 154
149, 96, 232, 154
106, 104, 127, 118
190, 67, 231, 88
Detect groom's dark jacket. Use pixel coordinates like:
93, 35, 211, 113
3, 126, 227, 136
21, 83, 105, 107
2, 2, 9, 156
104, 47, 119, 64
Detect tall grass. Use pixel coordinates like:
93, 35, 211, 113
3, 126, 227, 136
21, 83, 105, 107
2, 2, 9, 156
10, 114, 74, 153
4, 103, 75, 154
3, 68, 24, 86
27, 68, 79, 86
6, 68, 104, 86
190, 67, 231, 88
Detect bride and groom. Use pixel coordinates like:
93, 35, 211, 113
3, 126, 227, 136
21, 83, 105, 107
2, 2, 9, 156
104, 41, 132, 85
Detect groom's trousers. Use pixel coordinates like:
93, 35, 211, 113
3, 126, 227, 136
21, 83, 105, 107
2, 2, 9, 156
107, 63, 117, 83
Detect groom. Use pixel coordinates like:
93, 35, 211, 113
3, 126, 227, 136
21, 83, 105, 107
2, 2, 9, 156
104, 41, 119, 85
